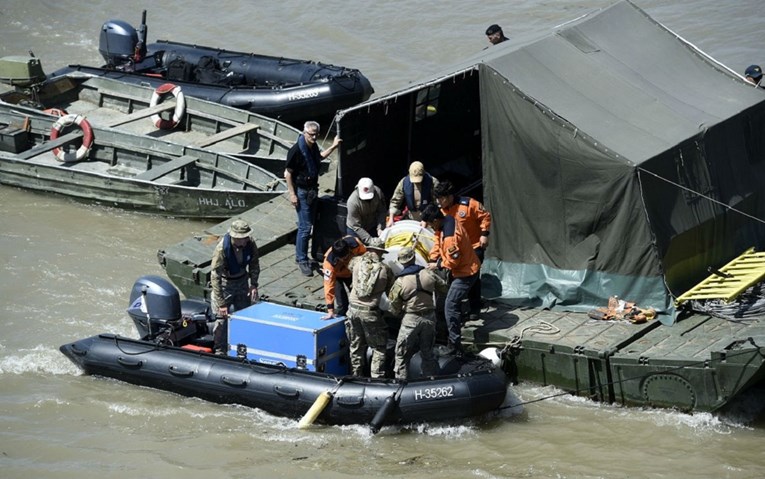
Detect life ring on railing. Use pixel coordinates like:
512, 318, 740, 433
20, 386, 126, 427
149, 82, 186, 130
43, 108, 68, 117
50, 114, 94, 163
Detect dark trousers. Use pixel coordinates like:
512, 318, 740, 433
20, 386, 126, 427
445, 273, 478, 347
468, 247, 485, 315
334, 276, 352, 317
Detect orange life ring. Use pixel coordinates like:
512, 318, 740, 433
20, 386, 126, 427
150, 82, 186, 130
49, 114, 94, 162
43, 108, 68, 117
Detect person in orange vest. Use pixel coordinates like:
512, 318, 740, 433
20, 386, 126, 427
434, 180, 491, 321
421, 204, 480, 355
321, 235, 367, 319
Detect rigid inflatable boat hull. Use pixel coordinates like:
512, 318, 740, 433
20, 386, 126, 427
60, 334, 508, 428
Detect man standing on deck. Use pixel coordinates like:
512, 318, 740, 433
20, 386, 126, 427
285, 121, 342, 277
421, 204, 480, 356
210, 219, 260, 355
435, 180, 491, 322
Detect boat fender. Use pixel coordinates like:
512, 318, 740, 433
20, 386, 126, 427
369, 394, 397, 435
150, 82, 186, 130
50, 114, 94, 162
298, 379, 344, 429
478, 347, 503, 368
298, 390, 333, 429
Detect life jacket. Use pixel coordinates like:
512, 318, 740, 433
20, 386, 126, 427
223, 234, 253, 276
403, 174, 433, 212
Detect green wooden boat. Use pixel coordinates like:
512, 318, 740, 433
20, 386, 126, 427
0, 108, 286, 218
0, 71, 300, 175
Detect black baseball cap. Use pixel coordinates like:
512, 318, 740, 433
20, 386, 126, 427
486, 24, 502, 36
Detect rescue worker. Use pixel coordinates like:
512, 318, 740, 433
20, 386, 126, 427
389, 246, 448, 379
434, 180, 491, 321
284, 120, 342, 277
345, 238, 393, 377
386, 161, 440, 226
421, 204, 480, 356
346, 177, 387, 244
321, 235, 367, 319
210, 219, 260, 354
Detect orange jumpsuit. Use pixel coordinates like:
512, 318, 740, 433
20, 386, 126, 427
429, 216, 480, 278
441, 196, 491, 249
322, 236, 366, 310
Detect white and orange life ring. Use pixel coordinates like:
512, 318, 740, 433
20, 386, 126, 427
150, 82, 186, 130
50, 114, 94, 162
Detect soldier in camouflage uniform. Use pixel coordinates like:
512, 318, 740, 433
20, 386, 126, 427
345, 238, 394, 378
389, 246, 448, 379
210, 219, 260, 354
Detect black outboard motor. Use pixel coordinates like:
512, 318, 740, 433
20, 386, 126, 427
99, 19, 138, 67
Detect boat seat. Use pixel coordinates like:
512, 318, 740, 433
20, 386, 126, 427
16, 131, 83, 160
107, 101, 177, 128
133, 155, 198, 181
192, 122, 260, 147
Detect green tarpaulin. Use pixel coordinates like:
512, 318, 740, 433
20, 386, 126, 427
336, 1, 765, 324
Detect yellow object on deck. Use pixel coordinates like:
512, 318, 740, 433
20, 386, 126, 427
675, 247, 765, 305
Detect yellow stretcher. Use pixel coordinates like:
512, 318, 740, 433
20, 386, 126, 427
675, 247, 765, 305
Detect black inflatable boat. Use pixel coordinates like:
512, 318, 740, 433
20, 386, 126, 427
59, 276, 509, 432
50, 11, 373, 127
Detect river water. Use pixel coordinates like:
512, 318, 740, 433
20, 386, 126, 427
1, 1, 764, 478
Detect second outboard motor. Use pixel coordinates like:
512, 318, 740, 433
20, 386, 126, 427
99, 19, 138, 67
127, 275, 181, 338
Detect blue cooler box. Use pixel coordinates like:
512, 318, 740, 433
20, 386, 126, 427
228, 302, 349, 375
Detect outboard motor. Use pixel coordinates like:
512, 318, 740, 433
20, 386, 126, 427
127, 275, 213, 346
99, 19, 138, 67
127, 275, 181, 337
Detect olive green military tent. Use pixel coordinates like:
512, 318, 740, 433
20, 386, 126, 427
334, 0, 765, 324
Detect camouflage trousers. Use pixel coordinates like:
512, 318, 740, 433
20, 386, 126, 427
345, 307, 388, 378
394, 311, 437, 380
211, 278, 251, 354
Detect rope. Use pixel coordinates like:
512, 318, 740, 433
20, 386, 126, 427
637, 167, 765, 226
497, 320, 560, 356
497, 337, 765, 410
